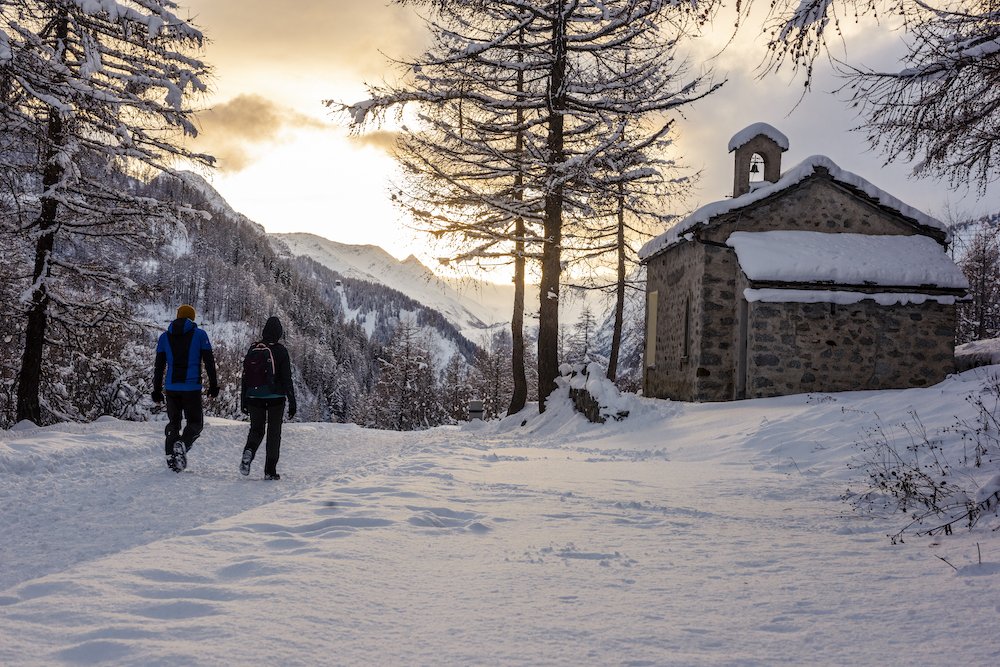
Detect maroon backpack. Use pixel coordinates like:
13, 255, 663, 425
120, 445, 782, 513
243, 342, 277, 397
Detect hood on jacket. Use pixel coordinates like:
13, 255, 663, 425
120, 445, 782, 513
168, 318, 195, 335
262, 316, 283, 343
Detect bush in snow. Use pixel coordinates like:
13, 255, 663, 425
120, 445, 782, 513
846, 377, 1000, 543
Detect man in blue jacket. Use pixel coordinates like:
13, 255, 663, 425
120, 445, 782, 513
152, 304, 220, 472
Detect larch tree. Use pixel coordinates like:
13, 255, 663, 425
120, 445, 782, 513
389, 8, 541, 417
838, 2, 1000, 190
562, 34, 709, 381
0, 0, 213, 424
371, 317, 442, 431
338, 0, 717, 412
957, 224, 1000, 343
749, 0, 1000, 190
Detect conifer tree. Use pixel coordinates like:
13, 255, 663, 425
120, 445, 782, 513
0, 0, 213, 424
440, 353, 472, 422
339, 0, 717, 412
372, 318, 442, 430
568, 306, 597, 366
957, 225, 1000, 343
744, 0, 1000, 189
471, 329, 514, 420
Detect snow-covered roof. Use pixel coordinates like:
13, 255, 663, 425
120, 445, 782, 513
726, 231, 968, 289
638, 155, 948, 261
743, 289, 959, 306
727, 123, 789, 152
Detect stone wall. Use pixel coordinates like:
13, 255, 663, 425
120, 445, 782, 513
745, 299, 956, 397
643, 241, 702, 400
643, 172, 958, 402
693, 244, 740, 400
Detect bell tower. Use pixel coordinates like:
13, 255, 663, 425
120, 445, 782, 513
729, 123, 789, 197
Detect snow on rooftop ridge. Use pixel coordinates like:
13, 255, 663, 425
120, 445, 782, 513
726, 231, 968, 289
728, 123, 790, 152
743, 289, 959, 306
638, 155, 948, 261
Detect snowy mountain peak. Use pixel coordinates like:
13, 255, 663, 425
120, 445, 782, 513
403, 254, 429, 268
272, 232, 513, 339
169, 170, 265, 233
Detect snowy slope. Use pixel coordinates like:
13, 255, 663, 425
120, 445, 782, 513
273, 232, 605, 343
273, 232, 511, 340
172, 171, 265, 234
3, 369, 1000, 665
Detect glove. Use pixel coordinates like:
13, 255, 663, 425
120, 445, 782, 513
241, 404, 249, 415
207, 385, 220, 398
151, 389, 164, 404
287, 404, 296, 420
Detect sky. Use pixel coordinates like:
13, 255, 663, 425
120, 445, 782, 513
180, 1, 1000, 276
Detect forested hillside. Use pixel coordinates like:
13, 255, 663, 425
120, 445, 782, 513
1, 169, 486, 429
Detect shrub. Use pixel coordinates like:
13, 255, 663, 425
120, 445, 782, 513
845, 378, 1000, 543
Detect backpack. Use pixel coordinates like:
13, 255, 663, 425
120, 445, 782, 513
243, 342, 277, 396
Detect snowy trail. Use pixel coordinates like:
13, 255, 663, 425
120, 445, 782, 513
0, 417, 413, 591
2, 379, 1000, 665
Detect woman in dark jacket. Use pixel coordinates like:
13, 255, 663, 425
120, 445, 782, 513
240, 316, 296, 480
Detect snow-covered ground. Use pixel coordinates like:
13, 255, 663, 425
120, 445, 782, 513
3, 369, 1000, 665
957, 337, 1000, 371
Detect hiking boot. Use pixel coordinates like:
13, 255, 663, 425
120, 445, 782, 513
172, 440, 187, 472
239, 448, 253, 476
264, 473, 281, 481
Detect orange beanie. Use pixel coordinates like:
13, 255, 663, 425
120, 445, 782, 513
176, 304, 196, 321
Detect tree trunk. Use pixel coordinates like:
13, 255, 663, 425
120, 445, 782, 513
607, 184, 626, 382
507, 34, 528, 416
508, 215, 528, 415
16, 14, 69, 425
537, 3, 567, 412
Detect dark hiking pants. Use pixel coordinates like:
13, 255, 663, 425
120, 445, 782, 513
164, 390, 204, 455
245, 398, 286, 477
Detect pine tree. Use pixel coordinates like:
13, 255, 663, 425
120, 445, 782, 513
1, 0, 213, 424
340, 0, 718, 412
957, 225, 1000, 343
371, 318, 443, 430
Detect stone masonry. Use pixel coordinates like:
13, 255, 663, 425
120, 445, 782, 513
745, 300, 956, 397
643, 168, 959, 402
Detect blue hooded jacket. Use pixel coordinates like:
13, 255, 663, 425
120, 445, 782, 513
154, 318, 218, 392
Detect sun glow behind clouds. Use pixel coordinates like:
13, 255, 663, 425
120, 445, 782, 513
204, 125, 425, 261
180, 0, 999, 285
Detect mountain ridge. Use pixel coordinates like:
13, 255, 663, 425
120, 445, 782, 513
272, 232, 517, 342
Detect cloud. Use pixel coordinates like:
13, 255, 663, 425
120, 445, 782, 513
349, 130, 400, 153
192, 94, 327, 172
185, 0, 428, 81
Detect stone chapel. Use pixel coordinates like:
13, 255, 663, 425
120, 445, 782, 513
638, 123, 969, 401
